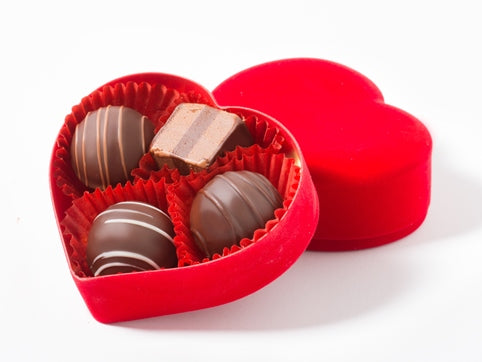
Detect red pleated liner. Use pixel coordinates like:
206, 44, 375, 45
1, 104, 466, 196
61, 179, 171, 277
52, 81, 210, 199
132, 108, 287, 183
168, 145, 301, 266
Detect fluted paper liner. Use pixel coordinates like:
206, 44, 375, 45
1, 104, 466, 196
61, 179, 171, 277
168, 146, 300, 266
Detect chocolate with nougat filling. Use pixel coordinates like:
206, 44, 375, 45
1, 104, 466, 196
149, 103, 253, 175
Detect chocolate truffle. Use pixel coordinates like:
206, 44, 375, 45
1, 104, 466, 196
87, 201, 177, 276
71, 106, 154, 190
190, 171, 283, 257
149, 103, 253, 175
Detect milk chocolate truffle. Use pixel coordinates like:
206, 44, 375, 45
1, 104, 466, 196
87, 201, 177, 276
149, 103, 253, 175
71, 106, 154, 190
190, 171, 283, 257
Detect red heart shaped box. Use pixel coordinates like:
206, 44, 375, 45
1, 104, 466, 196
49, 58, 432, 323
50, 72, 319, 323
214, 58, 432, 250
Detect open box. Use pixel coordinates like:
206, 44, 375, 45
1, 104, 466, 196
49, 58, 432, 323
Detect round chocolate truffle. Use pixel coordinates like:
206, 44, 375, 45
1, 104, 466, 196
190, 170, 283, 257
87, 201, 177, 276
70, 105, 154, 190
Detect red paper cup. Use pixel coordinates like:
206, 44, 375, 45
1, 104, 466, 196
62, 179, 171, 277
168, 145, 299, 266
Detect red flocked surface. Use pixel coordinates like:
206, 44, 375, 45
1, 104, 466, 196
213, 58, 432, 251
49, 73, 319, 322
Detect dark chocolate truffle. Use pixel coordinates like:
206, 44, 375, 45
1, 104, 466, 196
149, 103, 253, 175
87, 201, 177, 276
71, 106, 154, 190
190, 171, 283, 257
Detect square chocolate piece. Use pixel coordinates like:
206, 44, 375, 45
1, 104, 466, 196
149, 103, 254, 174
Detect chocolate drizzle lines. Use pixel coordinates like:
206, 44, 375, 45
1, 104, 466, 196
245, 172, 282, 210
117, 107, 128, 181
91, 250, 161, 277
102, 106, 110, 188
201, 187, 241, 243
221, 172, 266, 228
95, 108, 105, 189
80, 113, 88, 186
140, 116, 147, 161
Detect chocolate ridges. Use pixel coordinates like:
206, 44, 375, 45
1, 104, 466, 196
86, 201, 177, 276
149, 103, 254, 175
71, 106, 154, 190
190, 171, 283, 257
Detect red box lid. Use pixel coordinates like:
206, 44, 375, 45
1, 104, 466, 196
213, 58, 432, 251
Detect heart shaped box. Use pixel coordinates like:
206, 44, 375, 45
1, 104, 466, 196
49, 58, 431, 323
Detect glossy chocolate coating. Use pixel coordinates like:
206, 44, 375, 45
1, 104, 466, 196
190, 171, 283, 257
87, 201, 177, 276
149, 103, 253, 175
71, 106, 154, 190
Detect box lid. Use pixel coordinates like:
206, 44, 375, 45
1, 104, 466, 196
213, 58, 432, 251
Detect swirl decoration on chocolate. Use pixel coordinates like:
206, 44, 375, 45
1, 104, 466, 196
87, 201, 177, 276
190, 171, 283, 257
70, 106, 154, 190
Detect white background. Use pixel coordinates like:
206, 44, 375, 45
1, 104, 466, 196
1, 1, 481, 361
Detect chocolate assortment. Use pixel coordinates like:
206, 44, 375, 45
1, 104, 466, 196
86, 201, 177, 276
189, 171, 283, 257
149, 103, 254, 175
70, 105, 154, 190
61, 97, 288, 277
